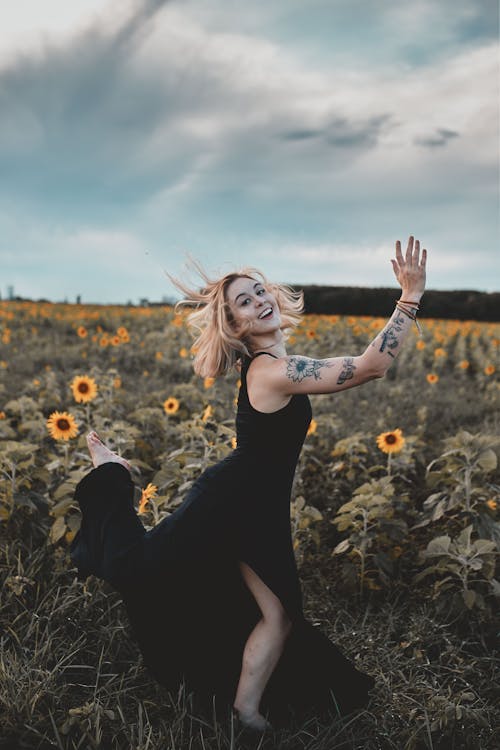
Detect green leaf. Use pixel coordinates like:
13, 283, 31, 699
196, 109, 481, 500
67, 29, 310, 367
426, 535, 451, 556
476, 449, 497, 473
333, 539, 350, 555
463, 589, 476, 609
49, 516, 67, 544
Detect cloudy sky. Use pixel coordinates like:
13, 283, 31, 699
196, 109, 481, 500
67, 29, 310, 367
1, 0, 498, 304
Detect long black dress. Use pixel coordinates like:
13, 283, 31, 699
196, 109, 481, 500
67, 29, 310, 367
70, 352, 375, 726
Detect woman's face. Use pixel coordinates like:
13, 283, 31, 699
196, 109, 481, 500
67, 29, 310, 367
226, 276, 281, 340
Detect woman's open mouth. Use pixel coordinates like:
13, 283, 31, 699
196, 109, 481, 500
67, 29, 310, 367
258, 306, 273, 320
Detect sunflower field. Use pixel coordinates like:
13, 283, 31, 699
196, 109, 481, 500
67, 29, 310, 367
0, 299, 499, 750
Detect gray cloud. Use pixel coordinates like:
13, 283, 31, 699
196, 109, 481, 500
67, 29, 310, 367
415, 128, 460, 148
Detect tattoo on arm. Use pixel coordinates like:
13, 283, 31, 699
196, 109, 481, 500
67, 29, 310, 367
376, 312, 405, 354
337, 356, 356, 385
286, 356, 334, 383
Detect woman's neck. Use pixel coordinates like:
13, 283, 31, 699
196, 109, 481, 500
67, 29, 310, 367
248, 329, 287, 358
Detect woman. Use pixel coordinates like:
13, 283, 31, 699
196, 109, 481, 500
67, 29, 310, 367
70, 236, 427, 731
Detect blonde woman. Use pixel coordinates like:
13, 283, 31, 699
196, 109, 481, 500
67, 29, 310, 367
70, 236, 427, 731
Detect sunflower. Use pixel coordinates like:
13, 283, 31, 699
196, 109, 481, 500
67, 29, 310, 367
77, 326, 88, 338
179, 347, 188, 358
204, 376, 215, 389
307, 418, 318, 436
458, 360, 470, 370
434, 348, 447, 358
70, 375, 98, 403
46, 411, 79, 441
426, 373, 439, 384
416, 340, 426, 350
231, 436, 237, 450
163, 397, 180, 415
486, 499, 497, 511
0, 411, 6, 420
484, 364, 496, 376
116, 326, 129, 339
113, 376, 122, 388
110, 335, 121, 346
306, 329, 317, 339
376, 428, 405, 454
138, 483, 158, 514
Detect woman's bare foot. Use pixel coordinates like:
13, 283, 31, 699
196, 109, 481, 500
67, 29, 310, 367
232, 707, 272, 732
86, 431, 132, 473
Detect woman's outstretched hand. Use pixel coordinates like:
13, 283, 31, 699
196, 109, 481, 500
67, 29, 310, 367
391, 236, 427, 300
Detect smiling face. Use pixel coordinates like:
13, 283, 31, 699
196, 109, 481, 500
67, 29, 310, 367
225, 276, 282, 345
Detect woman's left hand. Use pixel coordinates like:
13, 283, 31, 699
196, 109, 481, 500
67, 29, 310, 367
391, 235, 427, 299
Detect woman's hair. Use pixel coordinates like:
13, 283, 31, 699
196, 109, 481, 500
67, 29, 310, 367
166, 257, 304, 377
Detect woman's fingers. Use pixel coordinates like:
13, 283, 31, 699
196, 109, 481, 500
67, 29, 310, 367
406, 236, 414, 264
420, 248, 427, 267
395, 239, 404, 266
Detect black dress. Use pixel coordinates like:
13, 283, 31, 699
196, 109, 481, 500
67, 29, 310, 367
70, 352, 375, 726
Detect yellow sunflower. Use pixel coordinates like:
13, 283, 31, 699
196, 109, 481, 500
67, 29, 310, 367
116, 326, 129, 339
46, 411, 79, 441
204, 376, 215, 389
77, 326, 88, 338
138, 483, 158, 514
458, 360, 470, 370
179, 347, 188, 358
376, 428, 405, 454
484, 364, 496, 376
434, 347, 447, 358
70, 375, 98, 403
416, 340, 426, 350
426, 373, 439, 384
486, 499, 497, 511
163, 397, 180, 415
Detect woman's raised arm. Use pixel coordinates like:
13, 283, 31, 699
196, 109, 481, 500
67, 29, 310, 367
259, 236, 427, 397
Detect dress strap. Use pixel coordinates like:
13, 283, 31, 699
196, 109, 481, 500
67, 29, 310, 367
251, 352, 278, 359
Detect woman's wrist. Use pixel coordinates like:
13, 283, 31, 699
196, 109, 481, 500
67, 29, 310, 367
399, 292, 422, 304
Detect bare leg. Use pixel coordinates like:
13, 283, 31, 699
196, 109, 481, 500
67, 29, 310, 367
233, 563, 292, 731
86, 431, 132, 472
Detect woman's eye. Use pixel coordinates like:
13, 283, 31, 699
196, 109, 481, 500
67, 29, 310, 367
257, 288, 265, 295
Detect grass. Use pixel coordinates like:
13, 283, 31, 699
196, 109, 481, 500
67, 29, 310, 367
1, 519, 498, 749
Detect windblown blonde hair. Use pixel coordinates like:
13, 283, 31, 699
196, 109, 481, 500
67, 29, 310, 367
166, 257, 304, 377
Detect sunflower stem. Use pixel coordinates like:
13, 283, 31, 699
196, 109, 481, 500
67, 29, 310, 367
387, 451, 392, 478
63, 443, 69, 475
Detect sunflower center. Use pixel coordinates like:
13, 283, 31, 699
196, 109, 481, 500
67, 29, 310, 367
385, 434, 397, 444
78, 383, 89, 393
57, 419, 70, 430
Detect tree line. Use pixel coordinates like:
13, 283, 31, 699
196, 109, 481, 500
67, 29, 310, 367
296, 286, 500, 322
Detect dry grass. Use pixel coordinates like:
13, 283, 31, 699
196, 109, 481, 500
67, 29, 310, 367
1, 520, 498, 750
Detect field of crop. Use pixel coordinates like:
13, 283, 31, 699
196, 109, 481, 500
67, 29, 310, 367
0, 300, 499, 750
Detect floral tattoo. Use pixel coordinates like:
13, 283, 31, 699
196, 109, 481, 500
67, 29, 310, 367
286, 356, 334, 382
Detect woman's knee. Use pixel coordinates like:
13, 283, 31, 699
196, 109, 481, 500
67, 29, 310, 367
264, 608, 292, 638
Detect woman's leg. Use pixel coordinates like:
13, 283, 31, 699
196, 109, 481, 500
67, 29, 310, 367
71, 432, 146, 588
233, 562, 292, 731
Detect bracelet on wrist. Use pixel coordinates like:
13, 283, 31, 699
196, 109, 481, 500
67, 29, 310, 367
399, 298, 420, 308
395, 300, 423, 335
